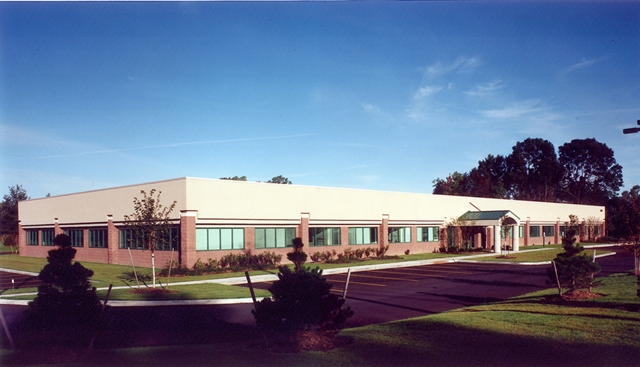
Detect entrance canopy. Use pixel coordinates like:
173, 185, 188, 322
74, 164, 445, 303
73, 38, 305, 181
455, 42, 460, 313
458, 210, 520, 227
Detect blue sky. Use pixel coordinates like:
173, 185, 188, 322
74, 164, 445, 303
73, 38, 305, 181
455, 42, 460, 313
1, 2, 639, 199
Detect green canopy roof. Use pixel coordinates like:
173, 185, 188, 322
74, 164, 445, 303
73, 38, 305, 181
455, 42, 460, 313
458, 210, 520, 226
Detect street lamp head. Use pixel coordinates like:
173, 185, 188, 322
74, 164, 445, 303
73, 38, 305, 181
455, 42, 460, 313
623, 127, 640, 134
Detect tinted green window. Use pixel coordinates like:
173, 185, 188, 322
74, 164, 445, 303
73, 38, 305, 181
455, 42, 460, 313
41, 230, 55, 246
26, 230, 38, 246
89, 229, 107, 248
309, 227, 341, 247
196, 228, 244, 251
529, 226, 541, 237
255, 228, 296, 249
417, 227, 439, 242
65, 230, 83, 247
348, 227, 378, 245
119, 228, 178, 251
388, 227, 411, 243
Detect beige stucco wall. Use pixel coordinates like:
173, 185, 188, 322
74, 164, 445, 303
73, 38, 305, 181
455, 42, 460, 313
19, 178, 187, 226
18, 176, 605, 228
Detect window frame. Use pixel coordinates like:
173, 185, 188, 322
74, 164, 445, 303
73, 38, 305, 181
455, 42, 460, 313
41, 229, 55, 246
89, 229, 108, 248
416, 226, 439, 242
309, 227, 341, 247
388, 227, 411, 244
65, 229, 84, 248
348, 227, 379, 245
254, 227, 296, 249
196, 228, 245, 251
529, 226, 541, 238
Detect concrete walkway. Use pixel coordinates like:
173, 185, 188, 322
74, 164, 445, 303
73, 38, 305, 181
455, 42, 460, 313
0, 244, 619, 307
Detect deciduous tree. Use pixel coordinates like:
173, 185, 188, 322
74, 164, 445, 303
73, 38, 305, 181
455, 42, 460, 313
267, 175, 292, 184
0, 185, 29, 239
123, 189, 177, 287
558, 138, 623, 205
507, 138, 563, 202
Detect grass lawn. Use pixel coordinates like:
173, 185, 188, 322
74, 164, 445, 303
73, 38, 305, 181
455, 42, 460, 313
1, 272, 638, 366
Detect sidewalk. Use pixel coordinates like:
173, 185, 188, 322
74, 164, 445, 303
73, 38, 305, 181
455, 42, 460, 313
0, 244, 620, 306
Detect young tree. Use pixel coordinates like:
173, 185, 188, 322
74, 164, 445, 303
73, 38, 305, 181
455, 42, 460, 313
585, 216, 603, 242
548, 216, 601, 294
24, 234, 103, 343
0, 185, 29, 242
123, 189, 177, 288
445, 215, 478, 251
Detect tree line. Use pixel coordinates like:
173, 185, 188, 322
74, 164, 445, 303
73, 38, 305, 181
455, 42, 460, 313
432, 137, 623, 206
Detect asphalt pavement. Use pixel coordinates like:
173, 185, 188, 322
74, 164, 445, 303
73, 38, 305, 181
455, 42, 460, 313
0, 245, 635, 346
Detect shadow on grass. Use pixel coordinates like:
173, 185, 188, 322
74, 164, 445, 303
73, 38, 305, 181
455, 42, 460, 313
339, 319, 640, 367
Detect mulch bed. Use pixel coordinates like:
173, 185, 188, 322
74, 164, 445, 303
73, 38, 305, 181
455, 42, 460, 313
255, 330, 353, 353
560, 290, 603, 300
129, 288, 177, 295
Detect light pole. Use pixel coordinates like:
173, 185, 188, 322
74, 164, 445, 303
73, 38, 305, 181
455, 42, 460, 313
623, 120, 640, 134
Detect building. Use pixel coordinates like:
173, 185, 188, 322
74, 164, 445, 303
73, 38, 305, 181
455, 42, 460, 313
18, 177, 606, 268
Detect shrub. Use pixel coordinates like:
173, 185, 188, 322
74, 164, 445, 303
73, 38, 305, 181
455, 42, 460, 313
157, 252, 282, 277
252, 266, 353, 333
287, 238, 307, 271
548, 226, 601, 293
23, 234, 104, 345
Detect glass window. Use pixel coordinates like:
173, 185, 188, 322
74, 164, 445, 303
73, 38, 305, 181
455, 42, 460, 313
255, 228, 296, 249
41, 230, 55, 246
519, 226, 524, 238
416, 227, 439, 242
89, 229, 108, 248
119, 227, 179, 251
119, 228, 142, 249
560, 226, 579, 237
529, 226, 541, 238
389, 227, 411, 243
309, 227, 341, 247
542, 226, 554, 237
196, 228, 244, 251
348, 227, 378, 245
65, 230, 84, 247
26, 230, 38, 246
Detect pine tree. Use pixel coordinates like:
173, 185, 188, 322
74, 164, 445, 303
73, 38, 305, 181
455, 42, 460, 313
24, 234, 103, 342
548, 217, 601, 293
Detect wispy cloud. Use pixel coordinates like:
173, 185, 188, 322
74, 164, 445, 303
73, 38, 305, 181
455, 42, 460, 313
480, 99, 546, 119
413, 85, 443, 100
464, 79, 503, 97
563, 57, 604, 73
422, 56, 481, 78
361, 103, 382, 114
17, 134, 314, 160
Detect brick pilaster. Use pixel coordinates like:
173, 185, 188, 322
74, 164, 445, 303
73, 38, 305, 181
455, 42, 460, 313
299, 212, 310, 246
180, 210, 197, 267
380, 214, 389, 250
107, 214, 118, 264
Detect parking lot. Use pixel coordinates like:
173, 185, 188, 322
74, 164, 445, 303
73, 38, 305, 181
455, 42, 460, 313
246, 248, 631, 327
0, 270, 40, 293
